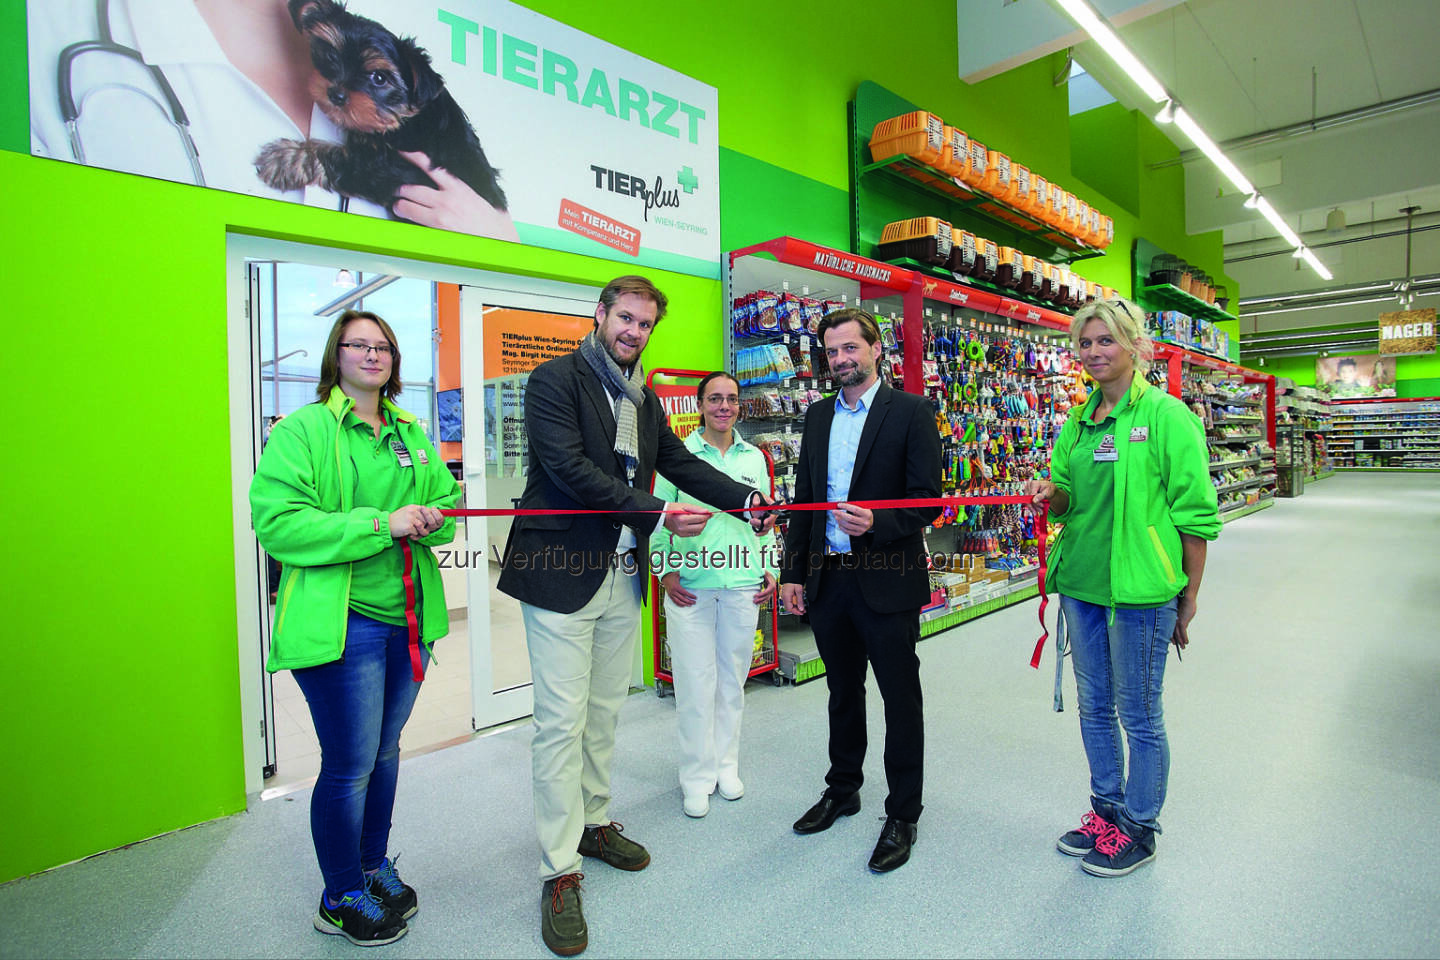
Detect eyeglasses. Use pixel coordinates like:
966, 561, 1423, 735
703, 394, 740, 406
339, 341, 394, 357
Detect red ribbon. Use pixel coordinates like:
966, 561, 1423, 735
400, 540, 424, 682
423, 495, 1053, 676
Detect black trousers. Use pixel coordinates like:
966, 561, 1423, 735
807, 560, 925, 823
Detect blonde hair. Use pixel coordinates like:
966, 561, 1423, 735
1069, 297, 1153, 375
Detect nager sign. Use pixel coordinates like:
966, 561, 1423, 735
1379, 309, 1437, 356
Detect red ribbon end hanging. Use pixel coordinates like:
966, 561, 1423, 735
401, 539, 424, 682
1030, 504, 1050, 669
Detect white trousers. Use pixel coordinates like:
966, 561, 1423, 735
521, 566, 640, 880
664, 586, 761, 800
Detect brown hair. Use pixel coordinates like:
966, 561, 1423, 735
315, 309, 404, 402
598, 275, 669, 323
694, 370, 739, 429
816, 307, 882, 348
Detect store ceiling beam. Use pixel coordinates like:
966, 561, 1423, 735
1241, 338, 1379, 356
1151, 87, 1440, 171
1226, 222, 1440, 265
1243, 327, 1377, 345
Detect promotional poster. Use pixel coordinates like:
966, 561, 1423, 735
1315, 354, 1397, 398
28, 0, 721, 277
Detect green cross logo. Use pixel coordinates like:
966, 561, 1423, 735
676, 166, 699, 194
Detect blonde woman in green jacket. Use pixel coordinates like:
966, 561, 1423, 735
1025, 298, 1220, 879
250, 310, 459, 946
652, 372, 778, 819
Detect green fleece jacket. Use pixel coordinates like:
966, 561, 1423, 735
250, 387, 460, 671
1048, 375, 1221, 605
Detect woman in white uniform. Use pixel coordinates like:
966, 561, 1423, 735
652, 372, 778, 818
27, 0, 516, 238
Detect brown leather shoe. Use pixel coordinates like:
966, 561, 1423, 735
540, 873, 586, 956
578, 822, 650, 871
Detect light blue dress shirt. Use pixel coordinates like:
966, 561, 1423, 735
825, 378, 881, 554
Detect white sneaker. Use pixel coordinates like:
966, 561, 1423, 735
683, 793, 710, 818
717, 776, 745, 801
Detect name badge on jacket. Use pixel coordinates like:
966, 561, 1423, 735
391, 440, 413, 467
1093, 434, 1118, 462
1130, 426, 1149, 443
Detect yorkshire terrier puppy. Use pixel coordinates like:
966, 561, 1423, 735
255, 0, 507, 215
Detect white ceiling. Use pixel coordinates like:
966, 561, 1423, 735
964, 0, 1440, 335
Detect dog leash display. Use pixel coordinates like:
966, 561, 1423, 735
405, 496, 1053, 683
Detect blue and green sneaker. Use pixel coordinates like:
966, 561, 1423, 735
313, 888, 407, 946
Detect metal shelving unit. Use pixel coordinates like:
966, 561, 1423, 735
1330, 397, 1440, 471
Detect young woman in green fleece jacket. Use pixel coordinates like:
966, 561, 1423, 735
250, 309, 460, 946
652, 372, 778, 819
1025, 298, 1220, 879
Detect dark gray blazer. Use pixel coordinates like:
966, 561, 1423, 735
497, 349, 755, 614
780, 382, 943, 613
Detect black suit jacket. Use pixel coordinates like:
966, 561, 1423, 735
497, 349, 755, 614
781, 382, 943, 613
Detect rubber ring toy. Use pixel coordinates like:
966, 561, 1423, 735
966, 340, 987, 363
963, 382, 979, 403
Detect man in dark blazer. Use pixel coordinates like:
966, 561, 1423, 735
498, 275, 772, 957
780, 307, 943, 874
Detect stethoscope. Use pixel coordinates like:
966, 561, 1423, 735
58, 0, 206, 185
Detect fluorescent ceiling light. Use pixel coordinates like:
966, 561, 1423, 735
1050, 0, 1327, 281
1239, 282, 1395, 306
1155, 99, 1176, 123
1244, 193, 1260, 208
1173, 108, 1254, 195
1051, 0, 1168, 102
1242, 295, 1397, 318
1254, 197, 1303, 248
1299, 247, 1334, 281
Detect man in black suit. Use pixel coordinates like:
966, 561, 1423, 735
780, 307, 942, 874
498, 275, 773, 956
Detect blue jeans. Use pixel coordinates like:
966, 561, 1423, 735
1061, 595, 1178, 835
292, 611, 427, 896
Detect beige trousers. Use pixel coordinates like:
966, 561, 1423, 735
521, 566, 641, 880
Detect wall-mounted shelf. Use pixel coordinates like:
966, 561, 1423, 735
884, 256, 1080, 317
859, 154, 1105, 263
1138, 282, 1235, 326
849, 82, 1110, 273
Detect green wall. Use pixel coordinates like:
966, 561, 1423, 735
1267, 352, 1440, 397
1070, 102, 1140, 218
1, 0, 1237, 882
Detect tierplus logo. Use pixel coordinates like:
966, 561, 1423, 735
589, 165, 697, 222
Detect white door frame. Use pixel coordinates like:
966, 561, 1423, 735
224, 234, 599, 798
457, 287, 602, 730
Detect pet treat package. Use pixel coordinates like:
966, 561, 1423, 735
799, 298, 824, 336
878, 318, 897, 348
795, 336, 815, 377
754, 292, 780, 332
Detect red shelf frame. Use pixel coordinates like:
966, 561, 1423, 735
645, 367, 780, 687
1154, 343, 1277, 448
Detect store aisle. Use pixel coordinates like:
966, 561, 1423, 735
2, 473, 1437, 958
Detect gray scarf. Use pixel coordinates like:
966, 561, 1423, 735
579, 330, 644, 484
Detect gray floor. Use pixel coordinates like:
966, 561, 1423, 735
3, 472, 1438, 959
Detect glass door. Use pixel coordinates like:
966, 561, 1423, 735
459, 287, 597, 730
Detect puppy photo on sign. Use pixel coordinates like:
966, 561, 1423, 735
27, 0, 518, 241
255, 0, 513, 234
